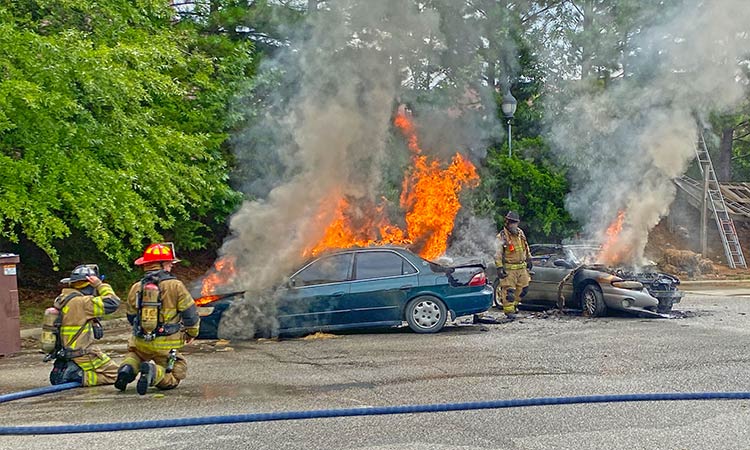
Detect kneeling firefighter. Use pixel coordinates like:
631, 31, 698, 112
115, 243, 200, 395
41, 265, 121, 386
495, 211, 533, 319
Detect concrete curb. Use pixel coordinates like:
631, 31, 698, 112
680, 280, 750, 289
20, 317, 131, 340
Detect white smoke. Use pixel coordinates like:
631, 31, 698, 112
444, 213, 498, 268
546, 0, 750, 264
209, 1, 504, 338
219, 1, 440, 295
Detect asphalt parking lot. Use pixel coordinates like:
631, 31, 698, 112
2, 291, 750, 450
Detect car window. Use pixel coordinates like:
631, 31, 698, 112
531, 246, 557, 257
403, 258, 418, 274
292, 253, 353, 286
355, 251, 415, 280
541, 255, 561, 268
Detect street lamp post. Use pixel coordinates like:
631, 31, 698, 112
501, 90, 517, 201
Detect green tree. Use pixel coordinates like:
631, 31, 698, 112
475, 137, 578, 242
0, 0, 254, 267
526, 0, 682, 84
179, 0, 307, 51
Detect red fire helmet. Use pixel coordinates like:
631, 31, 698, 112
134, 243, 181, 266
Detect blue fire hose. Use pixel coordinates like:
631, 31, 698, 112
1, 391, 749, 435
0, 382, 81, 405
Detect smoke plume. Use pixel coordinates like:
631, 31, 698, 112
220, 2, 438, 292
546, 0, 750, 265
444, 213, 499, 268
208, 1, 502, 338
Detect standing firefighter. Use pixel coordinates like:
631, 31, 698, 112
41, 265, 120, 386
115, 243, 200, 395
495, 211, 533, 319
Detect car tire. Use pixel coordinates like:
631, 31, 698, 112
405, 296, 448, 333
492, 278, 503, 309
581, 284, 607, 317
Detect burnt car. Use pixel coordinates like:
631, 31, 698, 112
196, 247, 494, 338
524, 244, 683, 317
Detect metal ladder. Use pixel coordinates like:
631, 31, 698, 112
693, 128, 747, 269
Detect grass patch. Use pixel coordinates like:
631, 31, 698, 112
20, 302, 47, 327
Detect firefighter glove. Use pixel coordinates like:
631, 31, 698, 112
184, 326, 199, 338
86, 275, 103, 288
497, 267, 508, 279
526, 260, 533, 270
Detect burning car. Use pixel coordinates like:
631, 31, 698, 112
195, 247, 493, 338
524, 244, 683, 317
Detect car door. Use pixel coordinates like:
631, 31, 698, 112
525, 246, 558, 302
526, 250, 572, 304
277, 252, 353, 332
346, 249, 419, 325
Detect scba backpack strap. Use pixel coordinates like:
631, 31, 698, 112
43, 292, 85, 361
500, 228, 529, 263
135, 271, 177, 341
499, 229, 509, 265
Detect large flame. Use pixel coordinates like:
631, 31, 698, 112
307, 196, 412, 255
597, 210, 629, 265
200, 257, 236, 297
307, 111, 479, 260
200, 111, 480, 296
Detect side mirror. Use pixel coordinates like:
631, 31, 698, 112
554, 259, 573, 269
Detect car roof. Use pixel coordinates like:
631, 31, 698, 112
319, 246, 413, 256
532, 243, 600, 250
300, 246, 418, 267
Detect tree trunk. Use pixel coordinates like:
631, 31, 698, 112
580, 0, 594, 79
486, 55, 497, 91
308, 0, 317, 13
718, 126, 734, 181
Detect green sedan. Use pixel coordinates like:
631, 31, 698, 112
197, 247, 494, 338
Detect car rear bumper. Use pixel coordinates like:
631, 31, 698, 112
445, 285, 494, 318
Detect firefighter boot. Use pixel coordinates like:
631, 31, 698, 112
114, 365, 136, 391
503, 288, 517, 319
137, 362, 157, 396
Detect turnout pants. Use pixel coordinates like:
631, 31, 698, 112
50, 349, 119, 387
120, 346, 187, 390
76, 356, 119, 387
498, 268, 531, 315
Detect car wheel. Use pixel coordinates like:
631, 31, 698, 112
581, 284, 607, 317
405, 296, 448, 333
492, 278, 503, 309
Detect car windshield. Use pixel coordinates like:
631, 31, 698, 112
565, 245, 603, 265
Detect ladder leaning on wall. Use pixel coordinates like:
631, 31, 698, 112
692, 128, 747, 269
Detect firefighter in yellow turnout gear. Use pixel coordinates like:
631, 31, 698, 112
47, 265, 120, 386
114, 243, 200, 395
495, 211, 533, 319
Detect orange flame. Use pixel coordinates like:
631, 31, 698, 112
597, 210, 628, 265
195, 295, 222, 307
306, 110, 479, 260
200, 257, 236, 297
200, 111, 480, 296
